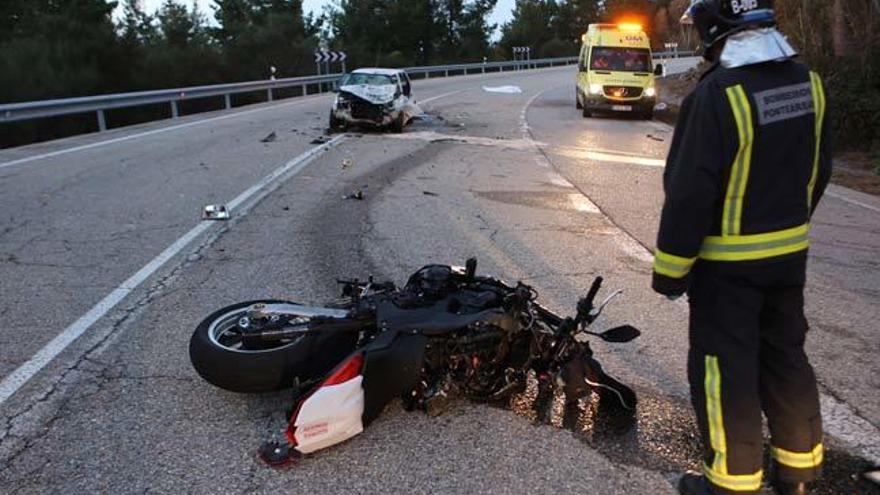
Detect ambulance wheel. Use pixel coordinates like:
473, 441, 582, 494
576, 91, 583, 109
582, 106, 591, 118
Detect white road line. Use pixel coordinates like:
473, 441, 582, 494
420, 90, 463, 104
0, 135, 345, 406
827, 191, 880, 214
581, 150, 665, 167
0, 95, 331, 170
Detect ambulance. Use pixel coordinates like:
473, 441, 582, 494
576, 23, 664, 119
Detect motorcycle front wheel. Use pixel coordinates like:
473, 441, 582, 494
189, 300, 361, 393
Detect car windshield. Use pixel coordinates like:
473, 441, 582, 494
590, 48, 651, 72
341, 73, 395, 86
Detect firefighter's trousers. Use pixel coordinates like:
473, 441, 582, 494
687, 256, 823, 494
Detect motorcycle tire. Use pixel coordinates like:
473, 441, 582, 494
189, 300, 361, 393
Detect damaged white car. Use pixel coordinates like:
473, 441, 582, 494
329, 68, 416, 133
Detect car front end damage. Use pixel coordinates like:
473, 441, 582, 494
331, 85, 408, 129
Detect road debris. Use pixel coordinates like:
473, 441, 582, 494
260, 132, 277, 143
343, 190, 365, 200
483, 85, 522, 94
341, 158, 353, 170
654, 102, 669, 112
647, 134, 665, 142
202, 204, 230, 220
423, 191, 439, 196
311, 136, 331, 145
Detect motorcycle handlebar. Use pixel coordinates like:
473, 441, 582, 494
584, 276, 603, 309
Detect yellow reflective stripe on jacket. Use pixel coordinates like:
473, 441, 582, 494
771, 444, 824, 469
704, 355, 764, 491
723, 85, 755, 236
807, 72, 826, 211
700, 224, 810, 262
653, 249, 697, 279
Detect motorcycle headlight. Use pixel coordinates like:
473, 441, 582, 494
645, 87, 656, 98
589, 84, 603, 95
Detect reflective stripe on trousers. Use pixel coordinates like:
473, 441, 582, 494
703, 356, 764, 492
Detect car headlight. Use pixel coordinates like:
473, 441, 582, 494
645, 87, 656, 98
589, 84, 603, 95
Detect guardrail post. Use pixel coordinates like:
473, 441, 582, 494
96, 110, 106, 132
171, 101, 179, 119
224, 94, 232, 110
301, 83, 307, 96
444, 69, 449, 77
267, 88, 274, 102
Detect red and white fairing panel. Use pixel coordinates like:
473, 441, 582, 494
287, 355, 365, 454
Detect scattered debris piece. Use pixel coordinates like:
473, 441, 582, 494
654, 102, 669, 112
311, 136, 331, 145
203, 205, 230, 221
261, 132, 277, 143
341, 158, 353, 170
482, 85, 522, 94
647, 134, 665, 142
423, 191, 438, 196
282, 206, 290, 211
865, 469, 880, 486
343, 190, 365, 200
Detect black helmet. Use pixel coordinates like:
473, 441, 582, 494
682, 0, 777, 51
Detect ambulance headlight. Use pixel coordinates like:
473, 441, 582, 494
589, 84, 602, 95
645, 87, 656, 98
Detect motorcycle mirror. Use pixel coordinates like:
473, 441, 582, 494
599, 325, 641, 343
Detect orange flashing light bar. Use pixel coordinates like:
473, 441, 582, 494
618, 23, 643, 32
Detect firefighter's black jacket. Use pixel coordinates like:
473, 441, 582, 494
653, 60, 833, 296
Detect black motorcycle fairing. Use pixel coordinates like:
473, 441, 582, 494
374, 296, 519, 336
360, 332, 427, 425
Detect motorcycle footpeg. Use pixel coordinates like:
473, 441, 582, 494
258, 440, 301, 467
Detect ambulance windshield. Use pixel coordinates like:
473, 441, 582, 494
590, 47, 651, 72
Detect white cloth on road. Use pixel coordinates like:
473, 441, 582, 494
482, 85, 522, 94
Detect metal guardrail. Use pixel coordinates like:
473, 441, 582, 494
0, 52, 695, 132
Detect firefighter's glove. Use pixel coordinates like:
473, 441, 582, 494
652, 272, 688, 300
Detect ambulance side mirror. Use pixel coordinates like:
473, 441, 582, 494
654, 63, 665, 77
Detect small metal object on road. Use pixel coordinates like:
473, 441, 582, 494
422, 191, 438, 196
202, 205, 230, 220
343, 190, 364, 201
647, 134, 665, 142
341, 158, 353, 170
260, 131, 277, 143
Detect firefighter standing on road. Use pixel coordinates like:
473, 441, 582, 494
652, 1, 832, 494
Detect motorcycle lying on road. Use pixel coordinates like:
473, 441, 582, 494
189, 259, 641, 465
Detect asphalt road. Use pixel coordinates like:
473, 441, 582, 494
0, 63, 878, 494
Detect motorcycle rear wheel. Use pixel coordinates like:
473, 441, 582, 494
189, 300, 360, 393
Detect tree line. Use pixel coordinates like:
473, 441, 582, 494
1, 0, 876, 152
0, 0, 653, 105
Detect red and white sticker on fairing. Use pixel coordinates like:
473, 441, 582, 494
288, 354, 365, 454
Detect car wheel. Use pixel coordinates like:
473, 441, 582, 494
391, 113, 405, 133
576, 91, 583, 110
582, 105, 591, 118
329, 112, 346, 132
